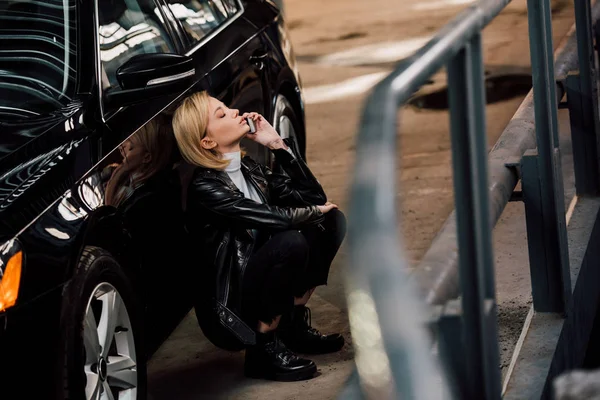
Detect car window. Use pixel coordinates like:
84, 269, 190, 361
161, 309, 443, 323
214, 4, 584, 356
165, 0, 240, 48
0, 0, 77, 122
98, 0, 177, 91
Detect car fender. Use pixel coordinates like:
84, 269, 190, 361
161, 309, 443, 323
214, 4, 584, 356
14, 170, 134, 306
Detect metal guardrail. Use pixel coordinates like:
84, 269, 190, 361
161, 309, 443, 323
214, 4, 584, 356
344, 0, 600, 398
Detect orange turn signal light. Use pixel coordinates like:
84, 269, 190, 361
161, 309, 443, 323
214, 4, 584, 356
0, 251, 22, 312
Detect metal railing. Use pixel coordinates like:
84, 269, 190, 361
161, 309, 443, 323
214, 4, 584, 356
344, 0, 600, 398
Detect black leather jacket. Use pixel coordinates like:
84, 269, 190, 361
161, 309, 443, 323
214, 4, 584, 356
187, 139, 326, 349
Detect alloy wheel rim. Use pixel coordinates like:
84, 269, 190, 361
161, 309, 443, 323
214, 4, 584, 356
270, 113, 298, 169
278, 114, 292, 140
83, 282, 137, 400
278, 114, 297, 146
271, 96, 300, 168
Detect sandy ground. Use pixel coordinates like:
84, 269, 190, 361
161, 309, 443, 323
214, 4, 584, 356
147, 1, 579, 398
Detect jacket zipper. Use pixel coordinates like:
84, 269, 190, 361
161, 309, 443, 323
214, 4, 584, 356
239, 242, 254, 296
215, 240, 230, 303
214, 240, 226, 264
247, 171, 268, 203
223, 272, 230, 305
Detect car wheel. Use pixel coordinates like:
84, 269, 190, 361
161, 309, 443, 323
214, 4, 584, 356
271, 94, 304, 171
57, 246, 146, 400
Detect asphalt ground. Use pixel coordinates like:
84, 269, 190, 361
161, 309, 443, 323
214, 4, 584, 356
148, 1, 578, 398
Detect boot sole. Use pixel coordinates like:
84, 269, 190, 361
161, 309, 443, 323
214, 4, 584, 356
245, 364, 317, 382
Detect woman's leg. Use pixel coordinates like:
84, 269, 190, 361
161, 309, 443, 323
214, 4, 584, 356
242, 231, 318, 382
296, 208, 347, 298
242, 230, 309, 329
279, 209, 347, 354
294, 288, 315, 306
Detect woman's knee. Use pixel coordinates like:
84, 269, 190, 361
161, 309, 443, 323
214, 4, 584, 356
323, 209, 347, 240
271, 230, 309, 259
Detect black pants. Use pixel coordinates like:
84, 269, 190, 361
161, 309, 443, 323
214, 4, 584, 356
242, 209, 346, 326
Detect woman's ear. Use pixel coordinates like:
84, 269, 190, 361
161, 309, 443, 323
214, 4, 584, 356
200, 137, 217, 150
142, 152, 152, 164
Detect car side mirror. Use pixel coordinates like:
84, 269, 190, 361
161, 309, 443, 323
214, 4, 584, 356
105, 53, 195, 108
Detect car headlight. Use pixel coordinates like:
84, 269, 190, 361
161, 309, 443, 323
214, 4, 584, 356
0, 239, 23, 312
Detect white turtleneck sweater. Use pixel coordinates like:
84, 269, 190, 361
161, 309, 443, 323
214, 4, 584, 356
223, 151, 263, 203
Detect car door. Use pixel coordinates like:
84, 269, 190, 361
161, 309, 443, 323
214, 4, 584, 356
96, 0, 186, 152
162, 0, 278, 164
90, 0, 198, 340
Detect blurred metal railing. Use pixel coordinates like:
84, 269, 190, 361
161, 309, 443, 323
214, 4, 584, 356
344, 0, 600, 398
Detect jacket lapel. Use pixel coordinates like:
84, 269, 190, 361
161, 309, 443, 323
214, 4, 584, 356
241, 161, 269, 203
214, 168, 259, 240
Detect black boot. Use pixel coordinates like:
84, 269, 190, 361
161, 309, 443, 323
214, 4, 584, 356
244, 331, 317, 381
278, 305, 345, 354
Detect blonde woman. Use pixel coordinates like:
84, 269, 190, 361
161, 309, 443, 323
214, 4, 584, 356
172, 91, 345, 382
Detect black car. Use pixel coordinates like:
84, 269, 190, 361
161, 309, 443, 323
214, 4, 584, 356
0, 0, 307, 398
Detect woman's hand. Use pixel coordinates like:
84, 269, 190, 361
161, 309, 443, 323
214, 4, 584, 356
317, 202, 338, 214
242, 112, 287, 150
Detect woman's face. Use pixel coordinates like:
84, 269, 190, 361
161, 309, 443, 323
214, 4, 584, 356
204, 96, 249, 152
119, 136, 149, 170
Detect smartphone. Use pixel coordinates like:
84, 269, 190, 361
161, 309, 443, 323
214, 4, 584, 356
246, 117, 256, 134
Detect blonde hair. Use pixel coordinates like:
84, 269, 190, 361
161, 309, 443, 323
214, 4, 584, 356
172, 91, 230, 170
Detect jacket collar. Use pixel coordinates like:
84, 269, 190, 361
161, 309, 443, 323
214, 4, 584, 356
195, 159, 265, 194
241, 156, 261, 173
241, 158, 268, 202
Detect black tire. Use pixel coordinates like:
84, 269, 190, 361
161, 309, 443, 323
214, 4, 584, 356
57, 246, 147, 400
271, 95, 305, 172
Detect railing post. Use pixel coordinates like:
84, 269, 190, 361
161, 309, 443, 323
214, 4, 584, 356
566, 72, 600, 195
595, 22, 600, 75
567, 0, 600, 195
445, 32, 501, 400
436, 299, 467, 398
523, 0, 572, 312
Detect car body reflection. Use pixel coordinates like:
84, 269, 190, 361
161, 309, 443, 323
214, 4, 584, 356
0, 0, 305, 397
94, 114, 194, 345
